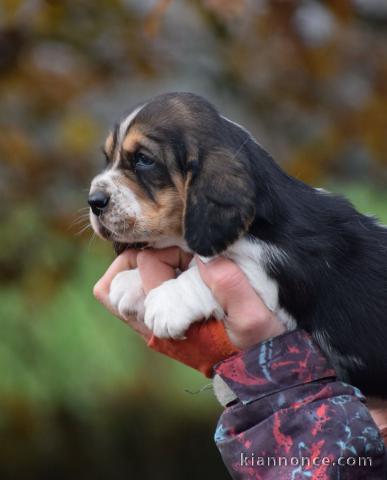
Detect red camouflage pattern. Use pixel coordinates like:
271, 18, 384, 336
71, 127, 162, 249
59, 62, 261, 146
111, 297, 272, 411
213, 330, 387, 479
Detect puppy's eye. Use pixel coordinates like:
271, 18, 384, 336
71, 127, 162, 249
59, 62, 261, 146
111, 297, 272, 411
134, 152, 155, 170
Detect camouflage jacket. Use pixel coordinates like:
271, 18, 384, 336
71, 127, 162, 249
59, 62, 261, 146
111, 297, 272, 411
213, 330, 387, 479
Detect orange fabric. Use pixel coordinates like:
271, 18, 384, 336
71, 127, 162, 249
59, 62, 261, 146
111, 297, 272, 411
147, 319, 240, 377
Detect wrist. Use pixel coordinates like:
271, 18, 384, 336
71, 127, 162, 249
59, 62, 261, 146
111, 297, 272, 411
224, 312, 286, 350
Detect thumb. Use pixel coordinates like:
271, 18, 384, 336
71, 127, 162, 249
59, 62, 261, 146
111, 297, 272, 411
195, 255, 258, 313
196, 255, 284, 349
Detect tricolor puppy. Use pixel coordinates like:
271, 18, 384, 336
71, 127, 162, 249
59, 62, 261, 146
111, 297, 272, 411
89, 92, 387, 398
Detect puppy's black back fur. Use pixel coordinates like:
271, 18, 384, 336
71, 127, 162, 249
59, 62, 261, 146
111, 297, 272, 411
248, 148, 387, 396
209, 124, 387, 396
159, 93, 387, 397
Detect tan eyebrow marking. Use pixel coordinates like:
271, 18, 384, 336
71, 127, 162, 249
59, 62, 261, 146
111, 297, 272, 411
121, 127, 161, 159
122, 128, 146, 152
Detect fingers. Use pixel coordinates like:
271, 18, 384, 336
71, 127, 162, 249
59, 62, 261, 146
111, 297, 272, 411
93, 249, 151, 339
93, 249, 139, 306
94, 248, 285, 349
137, 247, 193, 294
93, 247, 193, 340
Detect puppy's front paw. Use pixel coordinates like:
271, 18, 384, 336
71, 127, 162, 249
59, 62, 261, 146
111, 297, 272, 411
109, 269, 145, 320
144, 280, 195, 339
143, 275, 224, 339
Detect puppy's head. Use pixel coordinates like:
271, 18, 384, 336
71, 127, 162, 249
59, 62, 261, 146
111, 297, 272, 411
89, 92, 260, 256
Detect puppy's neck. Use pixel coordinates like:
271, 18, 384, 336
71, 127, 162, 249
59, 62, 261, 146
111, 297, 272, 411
151, 236, 191, 252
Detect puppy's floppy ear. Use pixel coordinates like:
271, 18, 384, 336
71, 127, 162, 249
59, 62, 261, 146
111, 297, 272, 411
183, 147, 256, 256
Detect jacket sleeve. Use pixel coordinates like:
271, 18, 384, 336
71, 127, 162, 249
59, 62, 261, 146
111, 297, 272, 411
213, 329, 387, 479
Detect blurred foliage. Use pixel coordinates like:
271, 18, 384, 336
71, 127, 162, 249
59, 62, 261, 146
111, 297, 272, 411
1, 0, 387, 284
0, 0, 387, 479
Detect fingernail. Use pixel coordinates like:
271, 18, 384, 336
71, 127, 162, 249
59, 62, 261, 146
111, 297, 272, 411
195, 254, 219, 265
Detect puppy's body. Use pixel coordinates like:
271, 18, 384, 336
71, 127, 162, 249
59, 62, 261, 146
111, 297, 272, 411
89, 92, 387, 398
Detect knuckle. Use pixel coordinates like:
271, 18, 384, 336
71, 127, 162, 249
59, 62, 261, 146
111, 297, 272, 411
93, 280, 104, 301
242, 309, 275, 335
209, 262, 244, 292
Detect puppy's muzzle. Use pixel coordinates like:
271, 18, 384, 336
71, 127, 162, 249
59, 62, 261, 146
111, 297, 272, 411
88, 191, 110, 216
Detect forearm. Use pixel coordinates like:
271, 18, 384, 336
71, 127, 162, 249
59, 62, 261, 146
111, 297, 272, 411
213, 329, 387, 479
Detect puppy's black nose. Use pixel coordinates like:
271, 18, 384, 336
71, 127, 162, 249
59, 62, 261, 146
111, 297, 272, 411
88, 191, 110, 216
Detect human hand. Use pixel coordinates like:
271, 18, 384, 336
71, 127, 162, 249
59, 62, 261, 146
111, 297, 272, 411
196, 256, 286, 349
93, 247, 193, 340
93, 247, 285, 376
93, 249, 152, 340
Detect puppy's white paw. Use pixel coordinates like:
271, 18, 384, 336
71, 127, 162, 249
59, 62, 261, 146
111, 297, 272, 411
144, 276, 224, 339
109, 269, 145, 320
143, 280, 193, 339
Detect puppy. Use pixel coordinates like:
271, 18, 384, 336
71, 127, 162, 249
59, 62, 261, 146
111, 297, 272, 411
89, 92, 387, 398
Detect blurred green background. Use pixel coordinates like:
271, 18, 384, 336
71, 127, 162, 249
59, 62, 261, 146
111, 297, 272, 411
1, 1, 387, 479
